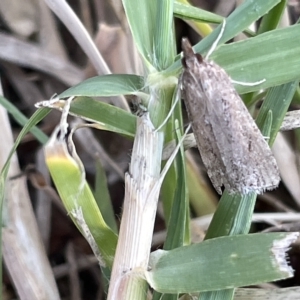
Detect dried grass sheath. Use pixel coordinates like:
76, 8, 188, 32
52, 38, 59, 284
108, 113, 164, 300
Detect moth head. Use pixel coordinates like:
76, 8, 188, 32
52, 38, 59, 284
181, 38, 203, 69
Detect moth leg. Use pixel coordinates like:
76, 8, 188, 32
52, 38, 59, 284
231, 78, 266, 86
206, 19, 226, 59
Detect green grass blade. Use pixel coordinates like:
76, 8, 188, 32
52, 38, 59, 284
260, 110, 273, 143
166, 24, 300, 96
154, 0, 175, 70
224, 0, 287, 107
211, 25, 300, 94
193, 0, 281, 54
163, 122, 189, 250
45, 134, 117, 269
174, 1, 223, 24
47, 97, 136, 138
147, 233, 297, 293
94, 160, 118, 233
122, 0, 158, 67
59, 74, 145, 98
160, 88, 184, 224
256, 81, 298, 146
153, 122, 187, 300
258, 0, 287, 34
205, 192, 256, 240
167, 24, 300, 95
187, 160, 217, 216
167, 0, 281, 74
0, 96, 49, 144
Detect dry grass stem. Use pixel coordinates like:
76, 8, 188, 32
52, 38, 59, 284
108, 113, 163, 299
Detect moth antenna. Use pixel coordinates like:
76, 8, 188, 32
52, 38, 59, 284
206, 19, 226, 59
231, 78, 266, 86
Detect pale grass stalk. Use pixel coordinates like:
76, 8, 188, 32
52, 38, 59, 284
107, 113, 164, 299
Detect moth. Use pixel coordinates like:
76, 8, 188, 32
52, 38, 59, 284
181, 37, 280, 195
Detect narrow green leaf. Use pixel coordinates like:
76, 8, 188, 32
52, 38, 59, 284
0, 96, 49, 144
258, 0, 287, 34
163, 122, 188, 250
192, 0, 281, 55
187, 160, 217, 217
174, 1, 223, 24
59, 74, 145, 98
160, 88, 184, 224
122, 0, 158, 67
201, 289, 234, 300
94, 160, 118, 233
147, 233, 297, 293
45, 135, 117, 269
256, 81, 298, 146
165, 25, 300, 97
153, 122, 190, 300
211, 25, 300, 94
154, 0, 175, 70
167, 0, 281, 74
205, 192, 256, 240
49, 97, 137, 138
260, 110, 273, 138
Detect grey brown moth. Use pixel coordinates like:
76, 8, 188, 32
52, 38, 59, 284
181, 38, 280, 195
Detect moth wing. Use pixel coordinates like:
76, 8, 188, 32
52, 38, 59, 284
191, 119, 227, 195
206, 63, 280, 194
182, 63, 227, 194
